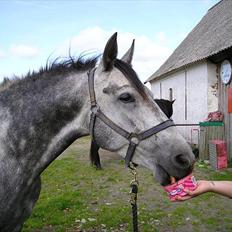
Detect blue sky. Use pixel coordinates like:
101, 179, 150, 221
0, 0, 219, 83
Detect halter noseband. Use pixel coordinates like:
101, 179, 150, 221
88, 68, 175, 168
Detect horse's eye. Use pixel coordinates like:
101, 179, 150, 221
119, 93, 135, 103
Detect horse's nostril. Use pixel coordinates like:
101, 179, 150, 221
174, 154, 191, 168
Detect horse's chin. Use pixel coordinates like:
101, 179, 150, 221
154, 164, 171, 186
154, 164, 188, 186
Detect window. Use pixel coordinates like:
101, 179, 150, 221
169, 88, 173, 101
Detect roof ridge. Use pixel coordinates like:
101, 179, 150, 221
208, 0, 222, 12
146, 0, 232, 83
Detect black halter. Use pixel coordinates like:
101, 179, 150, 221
88, 68, 175, 168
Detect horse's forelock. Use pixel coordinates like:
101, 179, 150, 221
114, 59, 147, 100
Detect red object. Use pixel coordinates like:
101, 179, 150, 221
211, 140, 227, 156
210, 140, 228, 170
218, 156, 228, 169
163, 174, 198, 201
206, 111, 224, 121
228, 87, 232, 113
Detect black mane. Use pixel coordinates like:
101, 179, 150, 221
25, 55, 99, 80
0, 55, 99, 90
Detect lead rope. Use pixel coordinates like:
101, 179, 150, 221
129, 162, 139, 232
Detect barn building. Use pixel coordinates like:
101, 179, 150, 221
145, 0, 232, 160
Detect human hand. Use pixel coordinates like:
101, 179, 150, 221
175, 180, 212, 201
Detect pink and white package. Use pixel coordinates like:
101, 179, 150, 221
163, 174, 198, 201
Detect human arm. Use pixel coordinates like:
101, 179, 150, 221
176, 180, 232, 201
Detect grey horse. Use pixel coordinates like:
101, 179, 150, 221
0, 33, 195, 231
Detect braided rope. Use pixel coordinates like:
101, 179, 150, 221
131, 189, 139, 232
130, 163, 139, 232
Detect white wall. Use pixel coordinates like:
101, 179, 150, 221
186, 61, 208, 123
150, 61, 211, 144
207, 62, 218, 112
151, 69, 186, 124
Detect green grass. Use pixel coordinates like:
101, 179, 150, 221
23, 138, 232, 232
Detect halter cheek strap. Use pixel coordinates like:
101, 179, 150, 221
88, 68, 175, 168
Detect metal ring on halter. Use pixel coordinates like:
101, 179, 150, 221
91, 104, 100, 114
128, 133, 140, 145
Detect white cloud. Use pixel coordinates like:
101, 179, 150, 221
133, 34, 172, 81
55, 26, 173, 83
10, 44, 40, 58
0, 50, 6, 59
154, 31, 168, 45
57, 26, 116, 56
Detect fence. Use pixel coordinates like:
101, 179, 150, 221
198, 122, 225, 160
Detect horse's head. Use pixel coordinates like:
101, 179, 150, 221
90, 33, 195, 186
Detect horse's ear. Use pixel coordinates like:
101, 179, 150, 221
102, 32, 118, 71
171, 99, 176, 104
121, 39, 135, 65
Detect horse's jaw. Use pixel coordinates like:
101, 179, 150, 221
154, 164, 171, 186
115, 142, 195, 187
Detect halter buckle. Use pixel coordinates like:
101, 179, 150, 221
91, 104, 100, 114
128, 133, 140, 145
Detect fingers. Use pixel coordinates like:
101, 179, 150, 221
184, 188, 195, 196
171, 189, 196, 202
175, 195, 192, 201
170, 176, 176, 184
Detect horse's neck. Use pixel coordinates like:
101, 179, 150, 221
1, 71, 90, 178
